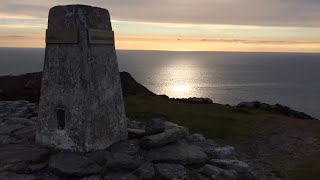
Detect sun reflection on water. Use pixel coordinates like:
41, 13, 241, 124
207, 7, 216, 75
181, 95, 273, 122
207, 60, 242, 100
156, 58, 202, 98
172, 84, 192, 93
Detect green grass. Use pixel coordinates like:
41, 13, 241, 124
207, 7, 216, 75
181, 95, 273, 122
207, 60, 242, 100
124, 95, 320, 179
125, 95, 267, 143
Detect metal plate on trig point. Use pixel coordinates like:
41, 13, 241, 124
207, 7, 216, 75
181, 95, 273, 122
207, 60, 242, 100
88, 29, 114, 45
46, 29, 78, 44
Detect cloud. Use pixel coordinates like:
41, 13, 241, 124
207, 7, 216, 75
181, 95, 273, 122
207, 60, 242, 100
116, 35, 320, 45
0, 35, 27, 38
199, 38, 320, 45
0, 0, 319, 27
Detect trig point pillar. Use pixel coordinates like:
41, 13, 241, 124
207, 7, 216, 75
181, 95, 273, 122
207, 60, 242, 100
36, 5, 127, 152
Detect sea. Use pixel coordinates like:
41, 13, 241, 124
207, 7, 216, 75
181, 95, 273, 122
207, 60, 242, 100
0, 47, 319, 118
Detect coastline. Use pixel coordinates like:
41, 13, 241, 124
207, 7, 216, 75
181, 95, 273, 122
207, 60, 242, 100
0, 71, 316, 120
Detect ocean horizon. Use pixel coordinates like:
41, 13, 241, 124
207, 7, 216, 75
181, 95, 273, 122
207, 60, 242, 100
0, 47, 319, 118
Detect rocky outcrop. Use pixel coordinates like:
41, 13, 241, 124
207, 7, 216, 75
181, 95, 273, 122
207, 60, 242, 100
0, 172, 36, 180
0, 100, 258, 179
105, 153, 142, 171
0, 144, 49, 165
120, 72, 155, 97
210, 159, 257, 180
158, 95, 214, 104
147, 141, 209, 165
237, 101, 317, 120
128, 128, 146, 138
172, 97, 214, 104
48, 153, 102, 176
135, 162, 155, 179
198, 164, 237, 180
211, 146, 237, 160
0, 72, 155, 103
155, 163, 187, 179
140, 127, 184, 149
145, 118, 165, 135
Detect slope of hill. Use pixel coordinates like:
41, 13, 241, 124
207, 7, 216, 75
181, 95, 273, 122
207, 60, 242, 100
1, 72, 320, 179
0, 72, 154, 102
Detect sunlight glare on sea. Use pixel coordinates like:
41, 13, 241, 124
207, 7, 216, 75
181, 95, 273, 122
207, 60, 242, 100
156, 57, 203, 98
172, 85, 192, 93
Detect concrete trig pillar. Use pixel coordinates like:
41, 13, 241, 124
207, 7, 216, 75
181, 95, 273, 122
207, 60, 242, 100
36, 4, 127, 152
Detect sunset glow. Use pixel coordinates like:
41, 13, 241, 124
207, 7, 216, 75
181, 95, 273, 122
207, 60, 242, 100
0, 1, 320, 52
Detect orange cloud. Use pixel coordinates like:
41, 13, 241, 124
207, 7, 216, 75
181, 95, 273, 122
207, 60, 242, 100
115, 35, 320, 52
1, 33, 319, 53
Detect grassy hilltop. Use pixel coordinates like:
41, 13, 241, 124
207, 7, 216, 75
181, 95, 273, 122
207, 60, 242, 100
1, 72, 320, 179
125, 95, 320, 179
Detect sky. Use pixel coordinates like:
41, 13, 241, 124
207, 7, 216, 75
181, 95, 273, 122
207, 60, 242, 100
0, 0, 320, 52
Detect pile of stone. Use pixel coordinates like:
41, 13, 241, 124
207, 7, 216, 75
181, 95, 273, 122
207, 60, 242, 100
0, 101, 257, 179
0, 101, 38, 144
157, 95, 214, 104
237, 101, 316, 120
172, 97, 214, 104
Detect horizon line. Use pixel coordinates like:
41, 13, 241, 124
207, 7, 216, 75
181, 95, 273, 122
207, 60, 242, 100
0, 46, 320, 54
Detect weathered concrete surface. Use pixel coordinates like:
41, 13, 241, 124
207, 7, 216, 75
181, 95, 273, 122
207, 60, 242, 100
36, 5, 127, 152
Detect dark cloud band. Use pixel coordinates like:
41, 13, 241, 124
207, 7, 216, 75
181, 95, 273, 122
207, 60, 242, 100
1, 0, 320, 27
